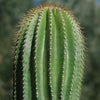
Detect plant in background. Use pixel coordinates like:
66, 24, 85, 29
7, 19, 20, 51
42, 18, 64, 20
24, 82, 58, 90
13, 5, 85, 100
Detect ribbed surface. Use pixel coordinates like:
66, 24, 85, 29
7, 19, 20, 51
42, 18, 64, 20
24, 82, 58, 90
13, 5, 84, 100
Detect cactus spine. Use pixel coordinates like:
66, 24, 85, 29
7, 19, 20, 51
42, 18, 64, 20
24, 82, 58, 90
13, 5, 85, 100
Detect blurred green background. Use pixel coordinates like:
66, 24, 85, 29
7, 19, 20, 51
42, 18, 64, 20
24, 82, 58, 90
0, 0, 100, 100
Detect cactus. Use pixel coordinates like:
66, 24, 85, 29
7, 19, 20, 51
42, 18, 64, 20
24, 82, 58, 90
13, 5, 85, 100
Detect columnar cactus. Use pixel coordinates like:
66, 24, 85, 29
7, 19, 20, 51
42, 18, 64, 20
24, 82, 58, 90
13, 5, 85, 100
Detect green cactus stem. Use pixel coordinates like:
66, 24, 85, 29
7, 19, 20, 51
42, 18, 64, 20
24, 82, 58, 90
13, 5, 85, 100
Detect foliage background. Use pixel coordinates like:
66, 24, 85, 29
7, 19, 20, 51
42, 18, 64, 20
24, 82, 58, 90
0, 0, 100, 100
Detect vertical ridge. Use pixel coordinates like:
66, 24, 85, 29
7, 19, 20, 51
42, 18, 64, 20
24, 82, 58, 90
43, 9, 51, 100
30, 24, 37, 100
49, 8, 57, 100
46, 9, 52, 100
13, 16, 31, 100
59, 9, 68, 100
68, 16, 84, 100
49, 8, 64, 100
16, 29, 27, 100
54, 8, 64, 100
22, 11, 39, 100
48, 8, 53, 99
34, 8, 48, 100
61, 10, 75, 100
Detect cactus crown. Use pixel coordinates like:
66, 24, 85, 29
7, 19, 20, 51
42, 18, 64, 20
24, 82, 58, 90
13, 5, 85, 100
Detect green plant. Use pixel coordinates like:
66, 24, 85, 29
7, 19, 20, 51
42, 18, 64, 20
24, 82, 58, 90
13, 5, 85, 100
